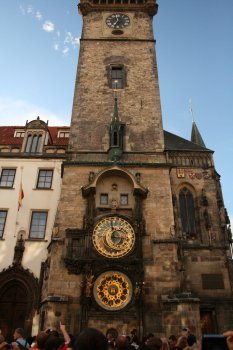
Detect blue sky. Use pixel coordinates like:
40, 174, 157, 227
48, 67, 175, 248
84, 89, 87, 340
0, 1, 232, 223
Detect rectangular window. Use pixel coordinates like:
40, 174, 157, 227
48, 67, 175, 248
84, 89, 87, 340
0, 169, 16, 188
0, 211, 7, 238
100, 193, 108, 205
111, 67, 123, 89
29, 211, 48, 239
58, 131, 70, 138
14, 130, 25, 138
120, 194, 128, 205
37, 169, 53, 189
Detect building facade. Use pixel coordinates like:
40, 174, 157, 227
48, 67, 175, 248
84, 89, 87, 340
0, 118, 69, 339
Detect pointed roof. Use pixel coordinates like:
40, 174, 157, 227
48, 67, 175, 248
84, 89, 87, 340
164, 130, 212, 152
191, 120, 206, 148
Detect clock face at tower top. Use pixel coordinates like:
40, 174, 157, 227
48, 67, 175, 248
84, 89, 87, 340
106, 14, 130, 29
92, 216, 135, 258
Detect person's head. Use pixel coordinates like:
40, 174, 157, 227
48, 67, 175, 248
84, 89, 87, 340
36, 332, 50, 350
145, 333, 155, 344
73, 328, 108, 350
146, 337, 163, 350
115, 336, 130, 350
13, 328, 25, 340
45, 336, 64, 350
168, 335, 177, 349
186, 335, 196, 347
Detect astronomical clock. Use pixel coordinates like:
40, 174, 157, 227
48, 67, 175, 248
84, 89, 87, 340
64, 167, 148, 330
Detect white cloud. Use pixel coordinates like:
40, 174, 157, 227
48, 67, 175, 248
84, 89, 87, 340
64, 32, 73, 44
53, 43, 59, 51
19, 4, 80, 56
35, 11, 42, 21
43, 21, 55, 33
73, 36, 80, 48
62, 47, 69, 56
0, 97, 69, 126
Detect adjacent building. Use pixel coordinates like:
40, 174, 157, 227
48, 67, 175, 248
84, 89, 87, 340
0, 118, 69, 339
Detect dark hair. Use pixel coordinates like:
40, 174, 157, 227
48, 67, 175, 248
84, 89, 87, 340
73, 328, 108, 350
168, 336, 177, 342
45, 336, 64, 350
36, 332, 50, 349
146, 337, 163, 350
187, 335, 196, 347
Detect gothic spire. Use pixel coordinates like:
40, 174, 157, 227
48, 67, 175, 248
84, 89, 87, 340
108, 95, 125, 161
191, 120, 206, 148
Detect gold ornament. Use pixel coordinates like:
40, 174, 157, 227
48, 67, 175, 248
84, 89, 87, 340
92, 216, 135, 258
93, 271, 132, 310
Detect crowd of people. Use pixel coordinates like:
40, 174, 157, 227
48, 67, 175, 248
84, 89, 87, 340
1, 325, 233, 350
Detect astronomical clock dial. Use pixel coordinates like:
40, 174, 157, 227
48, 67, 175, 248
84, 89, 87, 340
106, 14, 130, 29
93, 271, 132, 311
92, 216, 135, 258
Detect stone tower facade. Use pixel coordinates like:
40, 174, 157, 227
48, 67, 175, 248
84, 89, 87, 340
40, 0, 233, 337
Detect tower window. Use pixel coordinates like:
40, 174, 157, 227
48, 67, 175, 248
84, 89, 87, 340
108, 65, 126, 89
179, 187, 196, 238
100, 193, 108, 205
113, 132, 118, 146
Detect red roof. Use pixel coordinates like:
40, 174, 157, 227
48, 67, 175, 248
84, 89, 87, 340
0, 126, 70, 146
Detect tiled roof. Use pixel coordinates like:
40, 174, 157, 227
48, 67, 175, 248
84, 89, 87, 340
0, 125, 212, 152
0, 126, 70, 146
164, 130, 212, 152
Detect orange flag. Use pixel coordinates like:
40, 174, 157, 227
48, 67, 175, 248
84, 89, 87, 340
18, 181, 24, 211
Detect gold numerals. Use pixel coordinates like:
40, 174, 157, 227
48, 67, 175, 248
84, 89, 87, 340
92, 217, 135, 258
93, 271, 132, 310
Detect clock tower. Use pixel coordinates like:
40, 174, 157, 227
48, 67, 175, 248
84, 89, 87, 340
40, 0, 233, 338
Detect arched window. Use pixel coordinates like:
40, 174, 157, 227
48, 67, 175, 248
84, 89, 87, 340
179, 187, 196, 238
25, 134, 42, 153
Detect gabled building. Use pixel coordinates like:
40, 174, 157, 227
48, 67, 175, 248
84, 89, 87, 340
0, 118, 69, 339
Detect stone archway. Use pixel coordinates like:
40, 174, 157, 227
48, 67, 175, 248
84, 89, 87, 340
0, 264, 39, 341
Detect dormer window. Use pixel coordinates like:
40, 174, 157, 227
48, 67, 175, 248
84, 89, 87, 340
14, 130, 25, 138
25, 134, 42, 153
58, 131, 70, 138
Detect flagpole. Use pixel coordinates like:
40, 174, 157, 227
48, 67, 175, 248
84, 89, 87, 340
14, 166, 24, 238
